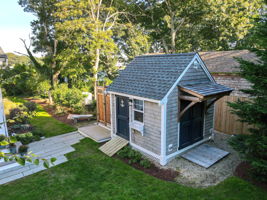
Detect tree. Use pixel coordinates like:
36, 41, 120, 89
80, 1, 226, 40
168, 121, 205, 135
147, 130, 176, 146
127, 0, 262, 53
228, 2, 267, 182
19, 0, 64, 88
55, 0, 125, 98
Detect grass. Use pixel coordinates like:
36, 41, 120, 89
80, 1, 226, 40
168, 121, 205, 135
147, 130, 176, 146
3, 97, 77, 137
0, 139, 266, 200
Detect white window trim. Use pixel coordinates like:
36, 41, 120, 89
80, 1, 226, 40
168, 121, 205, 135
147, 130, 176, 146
132, 99, 144, 124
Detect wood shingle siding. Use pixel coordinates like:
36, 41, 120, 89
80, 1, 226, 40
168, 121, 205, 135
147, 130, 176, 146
204, 100, 214, 138
166, 88, 179, 155
131, 101, 161, 155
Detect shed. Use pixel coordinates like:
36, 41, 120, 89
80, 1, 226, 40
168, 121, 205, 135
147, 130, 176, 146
107, 53, 232, 165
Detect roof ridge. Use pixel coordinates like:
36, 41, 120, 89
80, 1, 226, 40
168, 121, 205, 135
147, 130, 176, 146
136, 52, 196, 58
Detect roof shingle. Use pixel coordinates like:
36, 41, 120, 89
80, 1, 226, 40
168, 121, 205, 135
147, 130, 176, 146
107, 53, 196, 100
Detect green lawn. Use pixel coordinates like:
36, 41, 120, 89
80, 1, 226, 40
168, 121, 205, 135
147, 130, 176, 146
4, 97, 77, 137
0, 139, 266, 200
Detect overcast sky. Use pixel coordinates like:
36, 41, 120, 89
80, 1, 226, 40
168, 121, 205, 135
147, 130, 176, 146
0, 0, 40, 56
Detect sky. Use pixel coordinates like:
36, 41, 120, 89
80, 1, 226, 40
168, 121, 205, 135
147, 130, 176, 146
0, 0, 39, 56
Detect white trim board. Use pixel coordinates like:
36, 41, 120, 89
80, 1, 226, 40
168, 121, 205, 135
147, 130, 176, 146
108, 91, 160, 104
160, 101, 167, 165
130, 142, 161, 160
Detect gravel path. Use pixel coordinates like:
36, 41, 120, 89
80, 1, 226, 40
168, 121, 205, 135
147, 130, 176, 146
167, 131, 241, 188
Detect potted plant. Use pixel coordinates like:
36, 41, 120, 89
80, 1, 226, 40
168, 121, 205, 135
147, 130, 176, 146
18, 145, 29, 156
9, 143, 17, 154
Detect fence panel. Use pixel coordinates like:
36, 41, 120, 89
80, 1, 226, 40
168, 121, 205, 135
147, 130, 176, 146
96, 87, 110, 125
214, 96, 250, 135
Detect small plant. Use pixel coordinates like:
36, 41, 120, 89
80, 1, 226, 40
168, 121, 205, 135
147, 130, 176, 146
117, 146, 151, 168
0, 135, 7, 149
8, 107, 30, 124
0, 135, 6, 142
140, 159, 152, 169
9, 143, 17, 154
16, 132, 35, 145
23, 101, 37, 114
18, 145, 29, 156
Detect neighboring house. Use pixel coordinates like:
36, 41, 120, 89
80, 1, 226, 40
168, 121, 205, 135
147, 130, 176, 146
0, 89, 8, 136
0, 47, 8, 68
107, 53, 232, 165
199, 50, 257, 97
199, 50, 257, 134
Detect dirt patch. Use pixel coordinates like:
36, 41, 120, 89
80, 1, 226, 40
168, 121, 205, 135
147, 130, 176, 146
117, 156, 178, 182
167, 131, 241, 188
235, 161, 267, 191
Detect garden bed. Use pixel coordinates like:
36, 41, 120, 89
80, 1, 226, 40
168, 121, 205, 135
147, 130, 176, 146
117, 156, 178, 181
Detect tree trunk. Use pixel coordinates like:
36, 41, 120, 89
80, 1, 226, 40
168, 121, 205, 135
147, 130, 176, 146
94, 49, 100, 100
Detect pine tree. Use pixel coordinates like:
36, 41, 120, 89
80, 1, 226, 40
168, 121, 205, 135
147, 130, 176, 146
228, 3, 267, 182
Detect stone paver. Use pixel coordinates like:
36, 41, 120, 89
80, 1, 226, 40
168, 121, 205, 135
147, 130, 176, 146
0, 131, 84, 185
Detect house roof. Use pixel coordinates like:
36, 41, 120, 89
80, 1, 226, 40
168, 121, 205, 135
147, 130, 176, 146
180, 83, 233, 98
107, 53, 196, 100
0, 47, 7, 58
199, 50, 258, 73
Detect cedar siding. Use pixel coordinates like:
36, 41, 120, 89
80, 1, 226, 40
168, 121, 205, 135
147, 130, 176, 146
131, 101, 161, 155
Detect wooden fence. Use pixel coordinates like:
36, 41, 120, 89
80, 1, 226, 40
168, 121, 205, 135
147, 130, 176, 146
96, 86, 111, 125
214, 96, 250, 135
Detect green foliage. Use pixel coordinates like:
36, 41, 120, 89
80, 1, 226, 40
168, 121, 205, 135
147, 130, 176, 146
0, 64, 40, 96
37, 80, 51, 98
23, 101, 37, 114
16, 132, 35, 145
51, 84, 84, 113
18, 145, 29, 153
5, 53, 31, 66
117, 146, 152, 168
228, 5, 267, 182
8, 107, 30, 124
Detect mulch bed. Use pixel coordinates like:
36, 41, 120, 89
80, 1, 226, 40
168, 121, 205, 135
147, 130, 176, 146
117, 156, 179, 182
235, 161, 267, 191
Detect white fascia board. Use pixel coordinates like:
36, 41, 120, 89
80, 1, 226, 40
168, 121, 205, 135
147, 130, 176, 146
195, 53, 216, 83
160, 54, 198, 104
107, 91, 160, 104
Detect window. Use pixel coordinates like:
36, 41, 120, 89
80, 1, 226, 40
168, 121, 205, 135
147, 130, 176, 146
133, 99, 144, 123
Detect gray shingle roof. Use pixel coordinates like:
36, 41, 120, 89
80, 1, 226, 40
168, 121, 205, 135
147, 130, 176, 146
199, 50, 258, 73
107, 53, 196, 100
180, 83, 233, 97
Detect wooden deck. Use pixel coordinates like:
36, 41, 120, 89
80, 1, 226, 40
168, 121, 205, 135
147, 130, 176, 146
78, 124, 111, 143
181, 144, 229, 168
99, 136, 128, 157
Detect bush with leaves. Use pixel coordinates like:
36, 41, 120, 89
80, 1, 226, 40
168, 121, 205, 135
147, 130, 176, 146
0, 64, 39, 96
8, 107, 30, 124
117, 146, 152, 168
38, 80, 51, 98
23, 101, 37, 115
52, 84, 85, 113
15, 132, 35, 145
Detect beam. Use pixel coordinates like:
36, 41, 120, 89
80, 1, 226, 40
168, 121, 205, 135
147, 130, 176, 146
178, 86, 204, 99
179, 101, 198, 120
180, 95, 202, 102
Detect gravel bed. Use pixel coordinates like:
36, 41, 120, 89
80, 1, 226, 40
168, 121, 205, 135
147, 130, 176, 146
167, 131, 241, 188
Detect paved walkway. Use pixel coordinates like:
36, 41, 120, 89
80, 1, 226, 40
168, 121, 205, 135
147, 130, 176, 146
0, 131, 84, 185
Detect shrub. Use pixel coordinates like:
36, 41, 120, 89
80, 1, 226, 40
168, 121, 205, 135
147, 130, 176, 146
38, 80, 51, 98
140, 159, 152, 169
0, 135, 6, 142
23, 101, 37, 114
16, 132, 35, 145
52, 84, 84, 113
8, 108, 30, 124
117, 146, 151, 167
